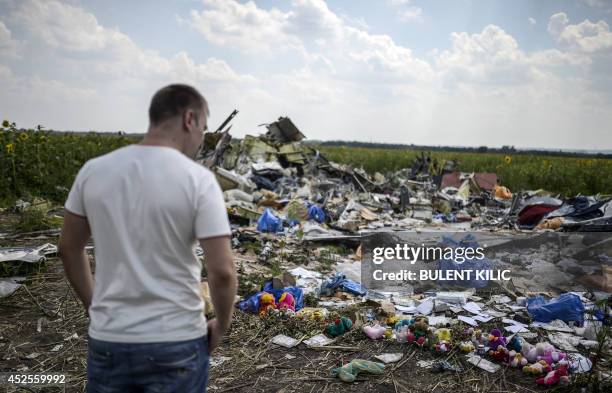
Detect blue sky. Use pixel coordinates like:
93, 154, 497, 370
1, 0, 611, 149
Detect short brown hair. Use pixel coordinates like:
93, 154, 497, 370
148, 84, 208, 126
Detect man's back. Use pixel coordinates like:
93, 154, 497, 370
65, 144, 230, 343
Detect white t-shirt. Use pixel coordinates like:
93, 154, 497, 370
65, 144, 231, 343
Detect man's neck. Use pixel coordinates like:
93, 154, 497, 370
140, 130, 183, 152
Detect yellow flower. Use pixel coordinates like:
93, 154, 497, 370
19, 132, 29, 141
504, 155, 512, 164
5, 143, 14, 154
2, 120, 9, 128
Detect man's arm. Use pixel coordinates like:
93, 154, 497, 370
199, 235, 236, 350
59, 211, 94, 312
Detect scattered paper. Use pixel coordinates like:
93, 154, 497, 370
303, 334, 333, 348
271, 334, 300, 348
530, 321, 573, 332
416, 299, 434, 315
502, 318, 527, 328
458, 315, 478, 327
428, 316, 449, 326
284, 354, 296, 360
486, 310, 507, 318
210, 356, 232, 368
490, 295, 512, 304
395, 305, 416, 313
436, 291, 467, 305
416, 359, 435, 368
570, 354, 593, 373
466, 354, 500, 373
25, 353, 41, 359
548, 332, 579, 352
474, 314, 493, 323
0, 279, 21, 298
374, 353, 403, 364
50, 345, 63, 352
505, 324, 529, 334
463, 302, 482, 314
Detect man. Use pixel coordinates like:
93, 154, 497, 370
59, 84, 237, 393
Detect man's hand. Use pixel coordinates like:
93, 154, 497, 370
59, 211, 93, 312
200, 236, 236, 352
207, 319, 224, 351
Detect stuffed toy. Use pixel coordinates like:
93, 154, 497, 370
470, 329, 486, 346
415, 336, 426, 347
363, 323, 386, 340
488, 346, 509, 362
535, 342, 555, 358
386, 315, 399, 326
509, 351, 528, 368
410, 316, 429, 338
395, 325, 412, 343
536, 364, 570, 386
326, 316, 353, 337
459, 341, 475, 353
331, 359, 385, 383
522, 360, 552, 375
488, 329, 507, 350
434, 328, 452, 353
435, 341, 451, 353
521, 341, 537, 363
277, 292, 295, 312
434, 328, 452, 343
507, 335, 522, 352
537, 350, 567, 365
258, 292, 276, 316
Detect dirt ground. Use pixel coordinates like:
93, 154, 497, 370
0, 230, 606, 393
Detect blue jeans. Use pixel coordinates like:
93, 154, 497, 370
87, 335, 210, 393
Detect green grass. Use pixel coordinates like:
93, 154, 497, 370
1, 120, 609, 203
318, 145, 612, 196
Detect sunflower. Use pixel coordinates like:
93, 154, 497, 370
2, 120, 9, 128
19, 132, 29, 141
504, 155, 512, 164
5, 143, 14, 154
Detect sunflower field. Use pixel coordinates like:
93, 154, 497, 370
1, 121, 135, 204
1, 121, 611, 205
319, 146, 612, 196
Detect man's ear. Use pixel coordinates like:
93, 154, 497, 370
182, 109, 195, 132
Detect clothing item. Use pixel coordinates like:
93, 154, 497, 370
65, 145, 231, 343
86, 335, 209, 392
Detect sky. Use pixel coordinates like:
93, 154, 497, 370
1, 0, 611, 150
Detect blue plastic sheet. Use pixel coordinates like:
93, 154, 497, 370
257, 208, 283, 233
308, 204, 326, 223
526, 293, 585, 326
320, 273, 367, 296
237, 281, 304, 313
437, 234, 492, 289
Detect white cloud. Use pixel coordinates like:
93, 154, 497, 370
528, 17, 537, 26
398, 7, 423, 21
0, 0, 257, 132
548, 12, 612, 53
7, 0, 254, 84
579, 0, 606, 8
11, 0, 110, 52
186, 0, 432, 80
0, 21, 19, 57
1, 0, 611, 150
186, 0, 304, 55
548, 12, 570, 37
388, 0, 423, 22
